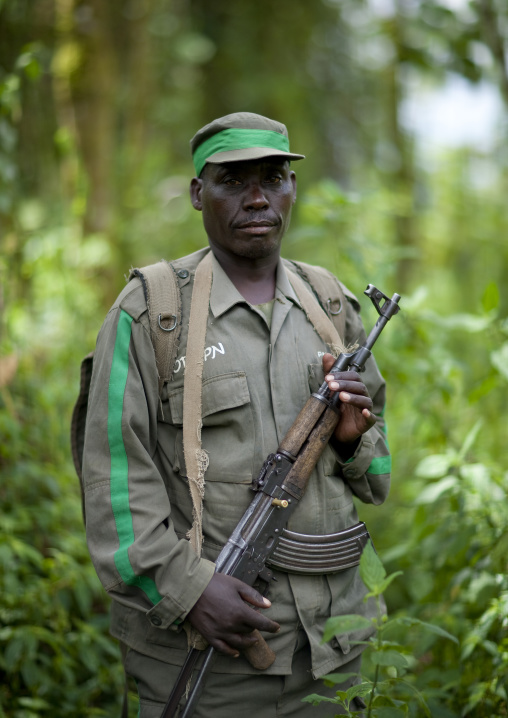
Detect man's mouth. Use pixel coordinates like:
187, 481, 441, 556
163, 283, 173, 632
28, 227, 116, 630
235, 220, 276, 234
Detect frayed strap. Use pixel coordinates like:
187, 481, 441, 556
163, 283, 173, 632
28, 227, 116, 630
287, 269, 347, 356
182, 251, 213, 557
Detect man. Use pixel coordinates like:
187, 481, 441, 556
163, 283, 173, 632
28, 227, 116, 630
83, 112, 391, 717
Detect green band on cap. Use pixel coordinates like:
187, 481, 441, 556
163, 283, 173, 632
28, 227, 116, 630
193, 128, 290, 176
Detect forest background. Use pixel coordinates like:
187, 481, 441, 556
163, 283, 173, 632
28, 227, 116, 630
1, 0, 507, 716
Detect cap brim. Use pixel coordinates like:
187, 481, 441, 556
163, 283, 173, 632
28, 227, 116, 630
205, 147, 305, 165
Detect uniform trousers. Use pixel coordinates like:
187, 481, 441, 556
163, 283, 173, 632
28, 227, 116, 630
122, 630, 365, 718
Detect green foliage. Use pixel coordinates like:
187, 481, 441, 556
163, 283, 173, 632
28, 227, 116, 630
379, 427, 508, 717
306, 543, 457, 717
0, 352, 128, 716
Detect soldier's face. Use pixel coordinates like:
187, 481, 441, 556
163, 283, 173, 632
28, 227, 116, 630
190, 159, 297, 261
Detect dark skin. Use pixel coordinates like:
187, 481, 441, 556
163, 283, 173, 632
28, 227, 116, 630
187, 157, 376, 657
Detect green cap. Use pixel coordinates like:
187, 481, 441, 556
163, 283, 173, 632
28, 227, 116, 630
190, 112, 305, 177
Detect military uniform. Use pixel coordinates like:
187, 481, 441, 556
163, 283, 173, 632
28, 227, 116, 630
83, 248, 390, 715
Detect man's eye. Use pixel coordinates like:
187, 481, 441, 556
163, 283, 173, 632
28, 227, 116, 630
224, 177, 241, 186
266, 175, 282, 184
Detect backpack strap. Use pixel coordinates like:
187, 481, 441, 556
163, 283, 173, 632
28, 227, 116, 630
181, 251, 213, 557
180, 251, 214, 652
286, 269, 346, 356
129, 261, 182, 394
286, 259, 355, 355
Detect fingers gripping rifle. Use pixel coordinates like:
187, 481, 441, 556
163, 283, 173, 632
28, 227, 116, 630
161, 286, 401, 718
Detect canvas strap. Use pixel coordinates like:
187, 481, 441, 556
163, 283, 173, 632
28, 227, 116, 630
182, 251, 213, 556
286, 268, 347, 356
130, 261, 182, 395
179, 251, 213, 652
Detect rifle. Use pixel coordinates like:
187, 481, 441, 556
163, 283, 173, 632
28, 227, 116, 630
161, 284, 401, 718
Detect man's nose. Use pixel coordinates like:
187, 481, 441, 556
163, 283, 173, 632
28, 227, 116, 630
243, 183, 269, 210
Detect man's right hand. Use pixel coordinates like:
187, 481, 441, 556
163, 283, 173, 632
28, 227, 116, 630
186, 573, 280, 657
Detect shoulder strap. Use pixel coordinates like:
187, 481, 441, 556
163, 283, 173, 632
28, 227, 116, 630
286, 260, 351, 355
129, 261, 182, 394
182, 251, 213, 557
181, 251, 213, 652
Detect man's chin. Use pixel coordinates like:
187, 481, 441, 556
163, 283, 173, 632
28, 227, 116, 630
233, 235, 282, 260
235, 243, 280, 259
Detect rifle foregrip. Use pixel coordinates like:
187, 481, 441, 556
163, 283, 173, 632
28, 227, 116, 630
279, 394, 327, 456
242, 630, 276, 670
283, 405, 339, 495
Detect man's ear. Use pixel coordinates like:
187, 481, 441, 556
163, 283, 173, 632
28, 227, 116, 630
290, 171, 297, 205
190, 177, 203, 211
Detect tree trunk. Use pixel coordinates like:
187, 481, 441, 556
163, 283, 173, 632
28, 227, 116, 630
383, 13, 417, 292
71, 0, 118, 235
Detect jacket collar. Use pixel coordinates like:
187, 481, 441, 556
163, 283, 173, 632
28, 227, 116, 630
209, 252, 301, 319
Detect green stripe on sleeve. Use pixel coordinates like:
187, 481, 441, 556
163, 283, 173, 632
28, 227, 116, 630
108, 310, 162, 605
367, 454, 392, 475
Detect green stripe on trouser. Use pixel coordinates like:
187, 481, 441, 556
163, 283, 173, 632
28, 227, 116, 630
108, 310, 162, 604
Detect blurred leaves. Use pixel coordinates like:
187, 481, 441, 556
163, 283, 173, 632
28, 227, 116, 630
0, 361, 126, 715
490, 342, 508, 380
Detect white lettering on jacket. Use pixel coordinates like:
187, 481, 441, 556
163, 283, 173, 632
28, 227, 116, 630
173, 342, 225, 374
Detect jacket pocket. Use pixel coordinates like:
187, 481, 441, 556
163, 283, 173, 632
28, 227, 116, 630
169, 371, 255, 484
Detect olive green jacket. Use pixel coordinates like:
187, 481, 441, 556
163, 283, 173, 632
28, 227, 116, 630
83, 248, 391, 679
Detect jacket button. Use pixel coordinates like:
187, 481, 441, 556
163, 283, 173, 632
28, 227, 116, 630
177, 269, 189, 279
151, 615, 163, 626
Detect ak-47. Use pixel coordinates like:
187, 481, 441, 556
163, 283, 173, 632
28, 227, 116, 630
161, 285, 401, 718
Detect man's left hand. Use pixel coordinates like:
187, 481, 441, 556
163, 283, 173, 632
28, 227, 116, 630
322, 353, 376, 447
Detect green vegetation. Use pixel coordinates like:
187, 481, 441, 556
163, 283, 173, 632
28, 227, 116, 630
304, 541, 458, 716
1, 1, 507, 716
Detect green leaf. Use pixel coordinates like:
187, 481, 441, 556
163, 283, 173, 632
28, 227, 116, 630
322, 671, 360, 687
346, 682, 372, 701
360, 540, 386, 593
370, 649, 409, 669
323, 614, 373, 642
395, 616, 458, 643
491, 343, 508, 381
468, 373, 499, 403
415, 453, 457, 479
301, 693, 338, 706
481, 282, 499, 313
20, 660, 41, 689
375, 571, 404, 594
373, 707, 407, 717
413, 476, 458, 504
462, 681, 489, 714
424, 310, 495, 332
17, 698, 51, 710
4, 636, 24, 668
372, 694, 400, 706
459, 419, 483, 458
365, 572, 403, 599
